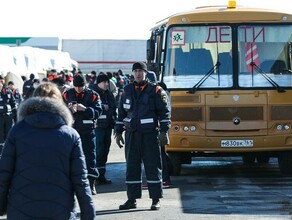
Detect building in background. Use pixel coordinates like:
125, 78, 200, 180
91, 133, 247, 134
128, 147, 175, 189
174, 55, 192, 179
0, 37, 146, 78
62, 39, 146, 74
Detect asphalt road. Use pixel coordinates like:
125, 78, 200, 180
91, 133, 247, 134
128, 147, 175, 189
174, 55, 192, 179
1, 137, 292, 220
91, 139, 292, 220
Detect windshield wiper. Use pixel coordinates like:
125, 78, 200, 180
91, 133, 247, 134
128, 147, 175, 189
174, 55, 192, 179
188, 62, 221, 94
250, 62, 285, 93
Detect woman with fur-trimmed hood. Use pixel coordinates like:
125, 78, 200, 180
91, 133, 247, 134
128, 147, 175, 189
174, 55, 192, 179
0, 82, 96, 219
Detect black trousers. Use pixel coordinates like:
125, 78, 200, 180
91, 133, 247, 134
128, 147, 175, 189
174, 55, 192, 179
95, 126, 112, 177
79, 130, 99, 178
124, 130, 162, 200
0, 114, 13, 144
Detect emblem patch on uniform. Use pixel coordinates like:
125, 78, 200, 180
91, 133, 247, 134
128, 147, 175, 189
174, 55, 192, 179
161, 90, 167, 104
162, 96, 167, 104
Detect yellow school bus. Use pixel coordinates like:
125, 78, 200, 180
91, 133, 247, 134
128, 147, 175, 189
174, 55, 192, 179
146, 1, 292, 175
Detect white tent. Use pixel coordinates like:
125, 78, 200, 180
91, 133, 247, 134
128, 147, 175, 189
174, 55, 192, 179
0, 45, 17, 76
0, 45, 77, 92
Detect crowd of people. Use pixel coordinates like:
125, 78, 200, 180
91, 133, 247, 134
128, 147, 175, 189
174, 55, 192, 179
0, 62, 172, 218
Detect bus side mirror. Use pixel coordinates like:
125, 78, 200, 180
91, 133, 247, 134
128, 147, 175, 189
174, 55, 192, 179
147, 39, 155, 61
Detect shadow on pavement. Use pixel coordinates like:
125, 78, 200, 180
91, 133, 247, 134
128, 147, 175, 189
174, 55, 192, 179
175, 157, 292, 215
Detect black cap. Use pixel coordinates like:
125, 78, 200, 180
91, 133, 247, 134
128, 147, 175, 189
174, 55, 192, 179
33, 79, 40, 84
96, 73, 109, 84
0, 75, 4, 80
132, 62, 147, 72
52, 77, 65, 87
8, 81, 14, 85
73, 74, 86, 87
29, 73, 35, 79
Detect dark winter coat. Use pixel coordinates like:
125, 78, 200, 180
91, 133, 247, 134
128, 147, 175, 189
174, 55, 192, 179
0, 97, 96, 220
92, 85, 117, 128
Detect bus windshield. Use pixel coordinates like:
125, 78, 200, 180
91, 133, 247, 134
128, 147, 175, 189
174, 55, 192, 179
163, 25, 292, 90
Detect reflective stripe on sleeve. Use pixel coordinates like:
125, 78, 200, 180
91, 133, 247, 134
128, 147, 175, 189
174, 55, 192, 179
123, 117, 131, 122
140, 118, 154, 124
160, 119, 170, 123
99, 115, 107, 119
83, 120, 94, 124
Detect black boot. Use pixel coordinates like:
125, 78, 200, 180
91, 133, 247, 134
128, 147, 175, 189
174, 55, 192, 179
119, 199, 137, 210
150, 198, 160, 210
89, 178, 97, 195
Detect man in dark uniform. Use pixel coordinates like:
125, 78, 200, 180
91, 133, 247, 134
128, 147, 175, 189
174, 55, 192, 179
92, 73, 117, 184
8, 81, 23, 123
22, 73, 35, 99
88, 70, 97, 90
115, 62, 171, 211
63, 74, 102, 195
0, 76, 17, 153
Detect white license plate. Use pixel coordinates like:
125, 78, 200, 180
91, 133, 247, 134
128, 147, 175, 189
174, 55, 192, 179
221, 139, 253, 147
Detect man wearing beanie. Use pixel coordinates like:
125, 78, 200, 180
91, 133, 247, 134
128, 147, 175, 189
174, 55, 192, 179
88, 70, 97, 90
22, 73, 35, 99
92, 72, 117, 185
115, 62, 171, 210
63, 74, 103, 195
0, 76, 17, 152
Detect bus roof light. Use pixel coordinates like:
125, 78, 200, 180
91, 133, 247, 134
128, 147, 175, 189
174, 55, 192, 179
228, 0, 236, 9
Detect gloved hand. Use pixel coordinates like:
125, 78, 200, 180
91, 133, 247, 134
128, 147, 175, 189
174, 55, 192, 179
115, 133, 125, 148
158, 131, 169, 146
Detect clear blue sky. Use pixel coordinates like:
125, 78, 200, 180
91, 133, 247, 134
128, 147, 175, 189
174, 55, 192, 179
1, 0, 291, 40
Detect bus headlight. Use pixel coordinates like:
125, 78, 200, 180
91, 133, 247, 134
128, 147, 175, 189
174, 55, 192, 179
284, 124, 290, 130
276, 124, 283, 131
190, 126, 197, 132
183, 126, 189, 132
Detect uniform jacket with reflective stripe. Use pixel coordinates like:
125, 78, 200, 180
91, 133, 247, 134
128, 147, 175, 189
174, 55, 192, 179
115, 82, 170, 133
0, 86, 16, 116
63, 87, 102, 131
92, 85, 117, 128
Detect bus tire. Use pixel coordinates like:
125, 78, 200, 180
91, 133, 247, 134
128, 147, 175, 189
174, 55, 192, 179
168, 152, 182, 176
242, 154, 256, 163
278, 151, 292, 175
256, 154, 270, 163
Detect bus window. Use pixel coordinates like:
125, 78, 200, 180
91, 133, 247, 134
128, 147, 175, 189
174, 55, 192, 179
238, 25, 292, 88
164, 26, 233, 89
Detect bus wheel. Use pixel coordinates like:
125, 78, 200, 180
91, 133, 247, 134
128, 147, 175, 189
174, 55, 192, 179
256, 154, 270, 163
242, 154, 256, 163
278, 151, 292, 175
168, 152, 182, 176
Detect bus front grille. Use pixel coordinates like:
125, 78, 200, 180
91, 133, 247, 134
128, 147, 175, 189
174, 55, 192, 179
172, 107, 202, 121
271, 106, 292, 120
209, 106, 264, 121
171, 95, 200, 103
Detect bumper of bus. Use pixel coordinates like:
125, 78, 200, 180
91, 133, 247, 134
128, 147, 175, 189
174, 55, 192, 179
166, 135, 292, 153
